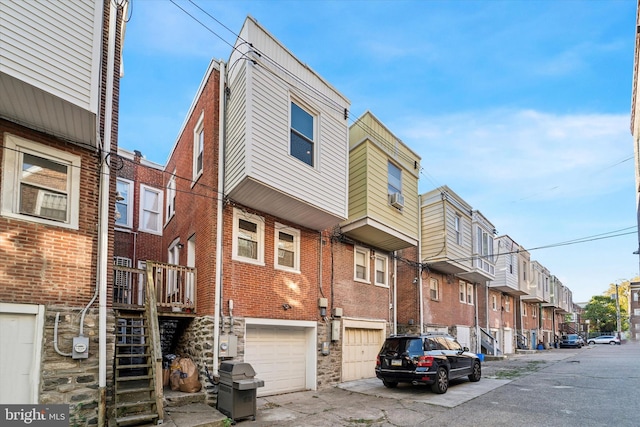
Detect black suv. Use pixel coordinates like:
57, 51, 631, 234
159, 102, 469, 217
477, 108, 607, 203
375, 333, 481, 394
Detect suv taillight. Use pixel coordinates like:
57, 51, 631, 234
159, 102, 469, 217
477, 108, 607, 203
416, 355, 434, 367
376, 355, 380, 367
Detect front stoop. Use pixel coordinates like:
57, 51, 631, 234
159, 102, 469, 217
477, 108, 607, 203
162, 388, 227, 427
164, 403, 227, 427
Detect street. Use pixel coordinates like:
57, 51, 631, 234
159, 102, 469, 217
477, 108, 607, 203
252, 342, 640, 427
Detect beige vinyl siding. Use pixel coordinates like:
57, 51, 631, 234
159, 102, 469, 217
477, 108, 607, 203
347, 143, 368, 219
0, 0, 101, 112
225, 62, 248, 190
422, 201, 446, 258
444, 204, 472, 269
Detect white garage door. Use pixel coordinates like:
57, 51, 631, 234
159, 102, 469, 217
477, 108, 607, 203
342, 327, 384, 382
244, 325, 307, 396
0, 304, 44, 403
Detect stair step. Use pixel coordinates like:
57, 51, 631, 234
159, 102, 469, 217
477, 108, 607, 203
116, 374, 153, 382
115, 412, 159, 427
116, 363, 152, 370
115, 399, 157, 409
115, 385, 154, 395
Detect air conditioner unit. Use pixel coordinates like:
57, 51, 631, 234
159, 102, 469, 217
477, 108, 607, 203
390, 192, 404, 209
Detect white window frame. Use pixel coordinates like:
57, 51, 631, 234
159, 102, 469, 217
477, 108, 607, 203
274, 223, 300, 273
466, 283, 474, 305
388, 161, 402, 195
374, 254, 388, 287
116, 178, 133, 228
491, 295, 497, 311
430, 278, 439, 301
522, 302, 527, 316
166, 172, 176, 221
139, 184, 163, 235
505, 296, 511, 313
290, 99, 317, 167
354, 246, 370, 283
459, 281, 466, 303
232, 208, 265, 265
454, 214, 462, 245
1, 133, 80, 229
193, 112, 204, 182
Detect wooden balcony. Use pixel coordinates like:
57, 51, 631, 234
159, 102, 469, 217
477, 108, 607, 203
113, 261, 197, 315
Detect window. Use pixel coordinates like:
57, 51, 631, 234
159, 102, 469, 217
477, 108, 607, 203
193, 112, 204, 180
466, 283, 474, 305
116, 178, 133, 227
139, 185, 163, 234
1, 134, 81, 229
290, 101, 315, 167
454, 215, 462, 245
532, 306, 537, 317
505, 296, 511, 313
354, 247, 370, 282
275, 223, 300, 272
522, 302, 527, 316
509, 254, 514, 274
374, 254, 388, 286
477, 226, 494, 260
634, 291, 639, 302
492, 295, 497, 310
430, 278, 439, 300
232, 208, 264, 265
166, 173, 176, 221
388, 162, 402, 196
523, 262, 527, 281
459, 281, 466, 303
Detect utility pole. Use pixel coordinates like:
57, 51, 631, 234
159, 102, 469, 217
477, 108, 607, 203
615, 282, 621, 338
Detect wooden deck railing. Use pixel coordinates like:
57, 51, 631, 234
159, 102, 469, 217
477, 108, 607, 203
113, 261, 197, 314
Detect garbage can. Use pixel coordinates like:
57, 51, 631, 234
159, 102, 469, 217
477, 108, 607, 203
217, 361, 264, 423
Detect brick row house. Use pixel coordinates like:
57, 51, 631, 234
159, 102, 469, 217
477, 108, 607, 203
114, 16, 581, 401
1, 7, 583, 427
0, 0, 127, 425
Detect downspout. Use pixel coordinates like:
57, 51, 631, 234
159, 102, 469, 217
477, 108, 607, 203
418, 195, 424, 334
393, 252, 397, 335
98, 2, 119, 425
213, 61, 226, 375
474, 283, 479, 353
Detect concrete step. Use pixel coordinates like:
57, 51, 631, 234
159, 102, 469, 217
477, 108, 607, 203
164, 403, 227, 427
163, 387, 208, 407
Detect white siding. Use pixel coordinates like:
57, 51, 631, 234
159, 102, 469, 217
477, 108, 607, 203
225, 17, 350, 224
0, 0, 102, 112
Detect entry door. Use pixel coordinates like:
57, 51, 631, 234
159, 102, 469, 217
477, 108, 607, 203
0, 305, 43, 403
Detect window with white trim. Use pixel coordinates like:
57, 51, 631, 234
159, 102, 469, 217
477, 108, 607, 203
354, 246, 370, 282
290, 101, 315, 167
504, 296, 511, 312
388, 161, 402, 196
275, 223, 300, 272
477, 226, 494, 261
459, 281, 466, 303
491, 295, 497, 310
166, 173, 176, 221
522, 302, 527, 316
139, 184, 163, 234
374, 254, 388, 287
430, 278, 439, 300
232, 208, 264, 265
1, 134, 80, 229
466, 283, 474, 305
116, 178, 133, 227
193, 112, 204, 181
454, 214, 462, 245
532, 306, 537, 317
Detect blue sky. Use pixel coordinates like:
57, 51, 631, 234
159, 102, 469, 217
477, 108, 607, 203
119, 0, 638, 302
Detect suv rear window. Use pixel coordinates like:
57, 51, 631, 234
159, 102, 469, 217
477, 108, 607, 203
380, 337, 424, 354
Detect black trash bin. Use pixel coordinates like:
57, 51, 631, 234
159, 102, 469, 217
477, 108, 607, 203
217, 361, 264, 423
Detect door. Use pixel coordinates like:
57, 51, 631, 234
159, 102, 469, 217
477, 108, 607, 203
342, 327, 384, 381
503, 329, 514, 354
0, 304, 44, 403
244, 324, 308, 396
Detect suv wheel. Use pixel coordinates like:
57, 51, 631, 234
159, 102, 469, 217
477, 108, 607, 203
609, 341, 617, 346
382, 379, 398, 388
431, 367, 449, 394
588, 340, 595, 345
468, 361, 481, 382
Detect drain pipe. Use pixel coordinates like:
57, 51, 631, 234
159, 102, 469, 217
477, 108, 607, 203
213, 61, 226, 375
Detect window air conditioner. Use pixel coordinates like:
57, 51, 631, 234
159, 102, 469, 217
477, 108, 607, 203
390, 192, 404, 209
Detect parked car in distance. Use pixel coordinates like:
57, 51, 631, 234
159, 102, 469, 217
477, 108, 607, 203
559, 334, 582, 348
375, 333, 481, 394
577, 336, 585, 347
587, 335, 620, 345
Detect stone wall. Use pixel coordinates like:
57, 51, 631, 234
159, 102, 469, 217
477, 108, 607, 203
174, 316, 216, 403
41, 306, 115, 427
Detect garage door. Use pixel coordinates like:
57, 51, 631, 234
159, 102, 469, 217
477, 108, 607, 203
342, 327, 384, 382
0, 304, 43, 403
244, 325, 307, 396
